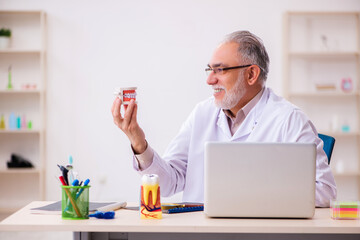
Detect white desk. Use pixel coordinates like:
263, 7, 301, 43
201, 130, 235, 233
1, 201, 360, 240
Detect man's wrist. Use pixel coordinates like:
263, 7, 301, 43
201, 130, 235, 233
134, 143, 154, 171
131, 140, 147, 154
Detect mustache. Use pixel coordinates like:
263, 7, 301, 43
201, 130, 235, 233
212, 85, 226, 91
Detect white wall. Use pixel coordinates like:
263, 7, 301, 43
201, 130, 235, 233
1, 0, 360, 204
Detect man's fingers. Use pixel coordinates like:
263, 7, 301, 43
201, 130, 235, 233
111, 97, 122, 112
123, 100, 135, 126
112, 98, 124, 123
131, 102, 138, 124
112, 98, 139, 136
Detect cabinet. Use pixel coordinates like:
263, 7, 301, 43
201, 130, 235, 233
283, 12, 360, 200
0, 11, 46, 216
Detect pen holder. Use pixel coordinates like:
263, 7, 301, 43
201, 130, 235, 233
61, 185, 90, 220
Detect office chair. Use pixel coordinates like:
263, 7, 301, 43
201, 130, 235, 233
318, 133, 335, 165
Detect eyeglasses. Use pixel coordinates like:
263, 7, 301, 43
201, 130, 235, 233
205, 64, 252, 76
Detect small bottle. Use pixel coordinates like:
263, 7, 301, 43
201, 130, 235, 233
340, 118, 350, 133
341, 123, 350, 133
7, 65, 13, 90
341, 78, 353, 93
17, 116, 21, 129
0, 115, 5, 129
21, 115, 27, 129
9, 113, 16, 130
27, 120, 32, 130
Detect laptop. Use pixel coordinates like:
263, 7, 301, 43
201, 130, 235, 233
204, 142, 316, 218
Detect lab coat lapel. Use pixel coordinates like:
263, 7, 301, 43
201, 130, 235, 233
231, 112, 255, 140
232, 88, 270, 141
216, 110, 232, 139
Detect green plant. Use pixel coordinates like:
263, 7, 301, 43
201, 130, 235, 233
0, 28, 11, 37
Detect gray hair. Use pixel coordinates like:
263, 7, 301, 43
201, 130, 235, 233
223, 31, 269, 81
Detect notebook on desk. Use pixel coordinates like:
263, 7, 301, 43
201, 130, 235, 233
204, 142, 316, 218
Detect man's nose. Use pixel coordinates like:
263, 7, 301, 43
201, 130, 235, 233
206, 72, 218, 85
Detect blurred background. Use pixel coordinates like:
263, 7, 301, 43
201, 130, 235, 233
0, 0, 360, 239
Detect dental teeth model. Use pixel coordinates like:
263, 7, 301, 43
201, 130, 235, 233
114, 87, 137, 107
140, 174, 162, 219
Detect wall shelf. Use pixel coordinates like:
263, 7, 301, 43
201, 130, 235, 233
289, 51, 359, 58
0, 169, 40, 174
0, 90, 41, 94
283, 11, 360, 200
0, 49, 42, 54
288, 92, 359, 98
0, 10, 46, 216
0, 130, 41, 134
321, 132, 360, 138
334, 172, 360, 177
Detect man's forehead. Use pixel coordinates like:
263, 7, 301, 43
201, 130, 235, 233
209, 42, 241, 66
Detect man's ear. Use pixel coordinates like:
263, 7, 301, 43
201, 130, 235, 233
246, 65, 261, 85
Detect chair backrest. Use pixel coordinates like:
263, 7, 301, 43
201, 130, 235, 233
318, 133, 335, 164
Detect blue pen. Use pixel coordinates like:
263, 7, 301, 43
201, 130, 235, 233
89, 211, 115, 219
72, 179, 79, 186
76, 179, 90, 200
72, 179, 79, 199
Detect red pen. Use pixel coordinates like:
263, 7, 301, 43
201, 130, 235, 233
59, 175, 67, 186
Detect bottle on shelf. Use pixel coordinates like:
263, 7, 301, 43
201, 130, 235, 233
9, 112, 16, 130
7, 65, 12, 90
16, 115, 21, 129
21, 115, 26, 129
0, 114, 5, 129
27, 120, 32, 130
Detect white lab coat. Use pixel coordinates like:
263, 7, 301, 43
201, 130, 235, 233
134, 87, 337, 207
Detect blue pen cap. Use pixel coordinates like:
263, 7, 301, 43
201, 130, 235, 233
72, 179, 79, 186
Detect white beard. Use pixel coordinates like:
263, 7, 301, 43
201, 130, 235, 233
214, 75, 246, 110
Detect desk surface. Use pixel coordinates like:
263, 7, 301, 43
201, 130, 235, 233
0, 201, 359, 234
